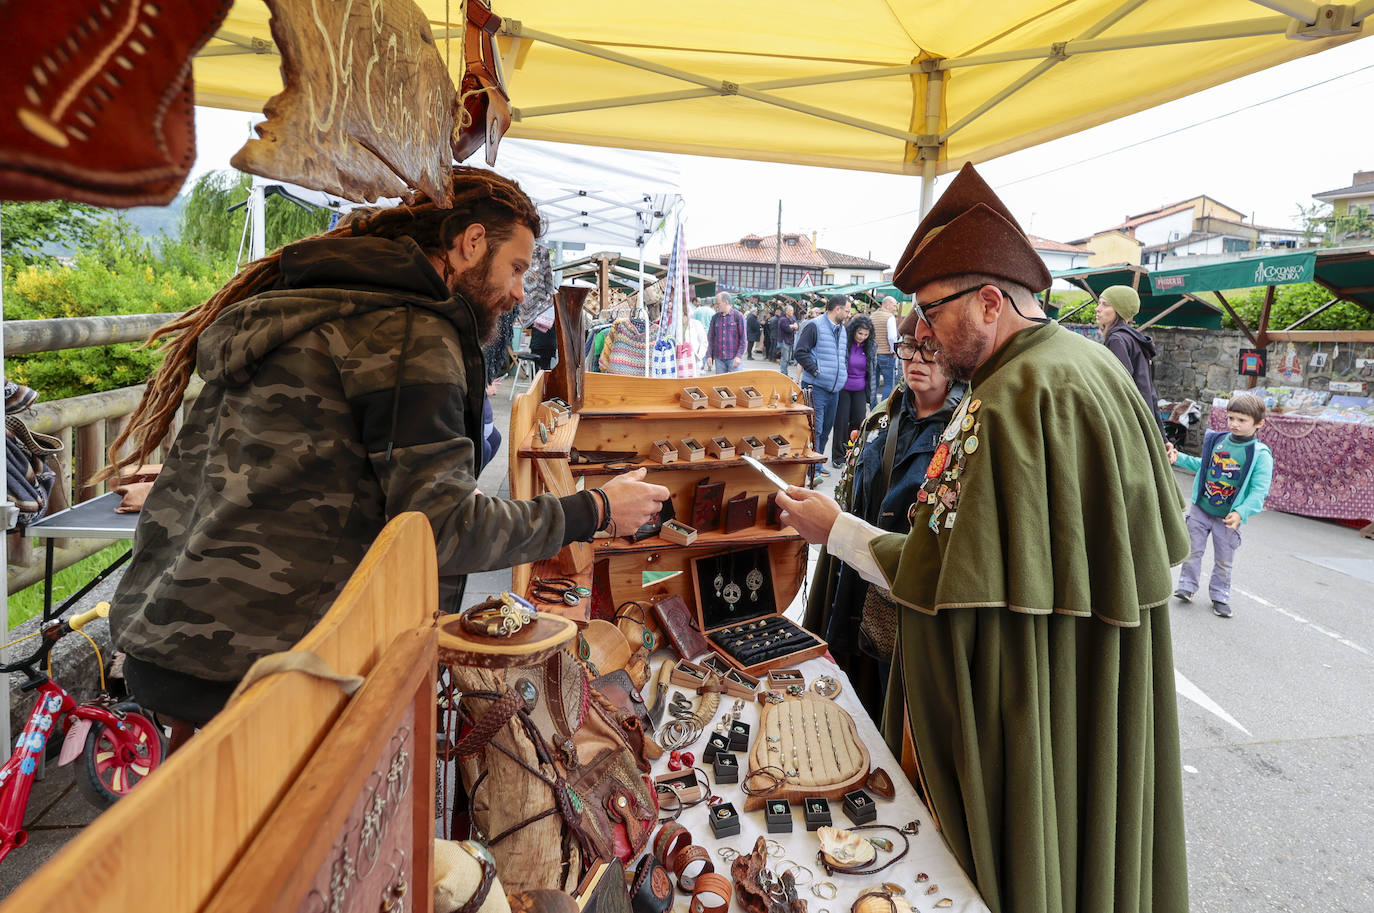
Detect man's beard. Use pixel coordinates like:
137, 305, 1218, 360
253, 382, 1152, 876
453, 251, 515, 346
934, 307, 986, 382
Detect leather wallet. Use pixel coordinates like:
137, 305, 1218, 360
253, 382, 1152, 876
630, 854, 674, 913
651, 594, 711, 661
592, 668, 652, 734
691, 478, 726, 531
573, 858, 633, 913
629, 495, 675, 543
765, 492, 782, 528
723, 492, 759, 534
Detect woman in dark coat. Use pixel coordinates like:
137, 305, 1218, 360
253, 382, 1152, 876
804, 337, 963, 723
1097, 284, 1160, 415
829, 314, 878, 467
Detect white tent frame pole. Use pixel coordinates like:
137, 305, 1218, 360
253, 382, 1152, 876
918, 69, 944, 219
1244, 0, 1320, 20
500, 22, 923, 145
937, 15, 1293, 70
1357, 0, 1374, 19
940, 0, 1148, 142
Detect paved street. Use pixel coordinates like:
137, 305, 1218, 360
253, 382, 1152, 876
2, 359, 1370, 910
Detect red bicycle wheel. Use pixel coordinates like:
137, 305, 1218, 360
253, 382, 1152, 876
75, 701, 167, 809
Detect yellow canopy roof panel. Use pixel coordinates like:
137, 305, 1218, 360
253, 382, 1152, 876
196, 1, 1368, 175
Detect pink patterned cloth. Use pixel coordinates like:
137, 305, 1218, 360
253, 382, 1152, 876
1207, 410, 1374, 522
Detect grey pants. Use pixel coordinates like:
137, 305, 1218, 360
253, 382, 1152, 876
1177, 503, 1243, 603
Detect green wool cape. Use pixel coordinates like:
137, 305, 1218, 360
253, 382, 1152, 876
871, 322, 1192, 913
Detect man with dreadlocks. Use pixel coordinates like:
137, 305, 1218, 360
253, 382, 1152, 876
104, 167, 669, 727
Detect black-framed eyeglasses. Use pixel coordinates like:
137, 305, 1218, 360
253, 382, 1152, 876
911, 285, 986, 328
895, 340, 938, 363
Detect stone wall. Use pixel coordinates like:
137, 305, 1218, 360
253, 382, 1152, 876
1147, 327, 1343, 404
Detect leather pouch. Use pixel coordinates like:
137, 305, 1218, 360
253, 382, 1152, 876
723, 493, 759, 534
629, 854, 673, 913
628, 495, 675, 543
766, 493, 782, 529
592, 669, 653, 736
691, 478, 726, 531
650, 594, 711, 661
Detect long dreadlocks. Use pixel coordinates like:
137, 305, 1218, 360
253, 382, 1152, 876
97, 166, 542, 484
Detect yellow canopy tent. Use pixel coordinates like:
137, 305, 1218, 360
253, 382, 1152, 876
197, 1, 1368, 211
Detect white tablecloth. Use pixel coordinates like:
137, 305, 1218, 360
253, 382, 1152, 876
646, 654, 989, 913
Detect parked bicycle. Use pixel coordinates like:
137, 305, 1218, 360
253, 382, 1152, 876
0, 602, 166, 867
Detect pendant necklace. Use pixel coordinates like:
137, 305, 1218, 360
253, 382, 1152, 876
722, 552, 742, 609
714, 557, 725, 598
746, 551, 764, 602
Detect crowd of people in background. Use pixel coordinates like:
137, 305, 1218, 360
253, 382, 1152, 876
699, 291, 907, 474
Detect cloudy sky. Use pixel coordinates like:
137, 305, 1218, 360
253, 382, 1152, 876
190, 35, 1374, 267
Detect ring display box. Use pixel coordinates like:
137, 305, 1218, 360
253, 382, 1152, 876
703, 731, 731, 764
736, 435, 765, 459
679, 387, 708, 410
536, 398, 572, 428
661, 519, 698, 547
651, 439, 678, 464
655, 769, 706, 803
706, 436, 735, 460
679, 437, 706, 462
708, 386, 737, 409
763, 434, 792, 457
709, 802, 741, 838
842, 788, 877, 825
738, 386, 764, 408
765, 799, 793, 833
767, 669, 805, 690
700, 652, 761, 698
803, 797, 832, 831
690, 546, 827, 675
712, 752, 739, 784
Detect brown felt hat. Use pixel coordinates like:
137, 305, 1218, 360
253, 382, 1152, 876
893, 162, 1052, 295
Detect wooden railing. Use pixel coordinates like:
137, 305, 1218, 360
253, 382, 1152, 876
5, 313, 194, 594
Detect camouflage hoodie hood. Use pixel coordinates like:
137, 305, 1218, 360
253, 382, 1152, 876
197, 236, 472, 388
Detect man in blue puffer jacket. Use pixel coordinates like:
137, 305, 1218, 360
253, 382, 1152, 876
793, 295, 850, 474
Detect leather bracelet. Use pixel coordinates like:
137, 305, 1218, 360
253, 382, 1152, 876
687, 872, 732, 913
654, 821, 691, 867
671, 844, 713, 892
590, 488, 612, 531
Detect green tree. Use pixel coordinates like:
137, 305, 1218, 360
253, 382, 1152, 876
1296, 202, 1374, 247
0, 200, 105, 264
179, 170, 332, 266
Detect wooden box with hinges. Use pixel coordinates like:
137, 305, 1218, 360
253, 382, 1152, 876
688, 546, 827, 676
536, 397, 572, 428
699, 650, 762, 699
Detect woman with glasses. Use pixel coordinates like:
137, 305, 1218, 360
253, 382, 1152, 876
830, 314, 878, 468
804, 332, 964, 723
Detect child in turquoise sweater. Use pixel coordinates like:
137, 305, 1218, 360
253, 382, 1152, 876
1165, 392, 1273, 618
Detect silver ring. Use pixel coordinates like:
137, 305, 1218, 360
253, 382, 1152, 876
811, 882, 838, 899
766, 840, 786, 858
717, 847, 739, 861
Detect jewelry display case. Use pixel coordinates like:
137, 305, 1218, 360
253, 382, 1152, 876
509, 306, 825, 626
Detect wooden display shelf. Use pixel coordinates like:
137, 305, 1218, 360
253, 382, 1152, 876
573, 402, 810, 419
569, 450, 826, 477
516, 413, 580, 458
593, 525, 803, 556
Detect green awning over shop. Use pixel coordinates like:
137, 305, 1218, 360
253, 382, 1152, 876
1148, 251, 1316, 295
734, 285, 840, 300
1313, 247, 1374, 316
1050, 265, 1223, 329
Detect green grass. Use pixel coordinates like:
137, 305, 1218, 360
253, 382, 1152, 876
7, 543, 131, 629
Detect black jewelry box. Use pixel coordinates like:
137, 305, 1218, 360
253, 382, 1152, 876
703, 732, 731, 764
712, 752, 739, 784
803, 797, 832, 831
728, 720, 750, 752
842, 788, 877, 825
690, 546, 828, 676
764, 799, 793, 834
710, 802, 741, 839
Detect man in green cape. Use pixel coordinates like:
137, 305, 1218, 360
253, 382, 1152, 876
777, 162, 1191, 913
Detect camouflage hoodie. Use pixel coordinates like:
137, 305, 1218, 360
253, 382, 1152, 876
110, 236, 593, 682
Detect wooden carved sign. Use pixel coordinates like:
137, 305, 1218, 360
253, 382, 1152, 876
231, 0, 460, 205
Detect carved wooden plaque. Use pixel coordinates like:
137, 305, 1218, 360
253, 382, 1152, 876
231, 0, 459, 205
